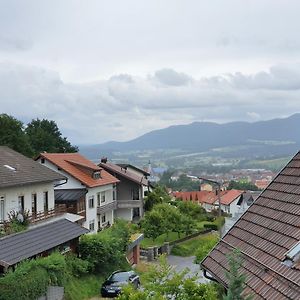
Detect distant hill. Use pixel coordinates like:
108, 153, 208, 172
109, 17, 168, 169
80, 113, 300, 161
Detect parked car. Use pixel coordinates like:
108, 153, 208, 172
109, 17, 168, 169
100, 270, 140, 297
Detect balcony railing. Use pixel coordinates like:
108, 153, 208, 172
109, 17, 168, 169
97, 201, 117, 215
117, 199, 143, 209
28, 204, 67, 224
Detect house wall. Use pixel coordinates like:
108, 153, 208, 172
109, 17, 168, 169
86, 185, 114, 232
0, 182, 55, 221
37, 158, 82, 189
37, 159, 115, 233
221, 197, 240, 216
115, 208, 132, 221
117, 177, 142, 200
98, 209, 114, 229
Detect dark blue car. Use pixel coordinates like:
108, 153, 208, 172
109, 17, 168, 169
101, 270, 140, 297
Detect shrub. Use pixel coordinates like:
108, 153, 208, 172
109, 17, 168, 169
194, 234, 219, 263
204, 223, 218, 231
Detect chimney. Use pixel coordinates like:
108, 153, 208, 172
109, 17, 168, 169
101, 157, 108, 163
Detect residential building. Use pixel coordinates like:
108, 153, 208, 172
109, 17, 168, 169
0, 146, 88, 273
201, 151, 300, 299
99, 158, 150, 221
117, 163, 152, 197
36, 153, 119, 232
0, 146, 65, 223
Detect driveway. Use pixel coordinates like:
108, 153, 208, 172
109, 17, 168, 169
167, 255, 209, 284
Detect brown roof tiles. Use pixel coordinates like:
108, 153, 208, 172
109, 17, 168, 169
38, 153, 119, 188
201, 151, 300, 299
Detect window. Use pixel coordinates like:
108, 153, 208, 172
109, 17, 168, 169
101, 214, 106, 223
101, 192, 106, 203
32, 193, 37, 215
43, 191, 48, 212
97, 192, 106, 206
18, 195, 24, 212
41, 158, 45, 164
93, 171, 101, 179
131, 189, 139, 200
0, 196, 5, 222
113, 185, 117, 200
89, 196, 94, 208
97, 193, 101, 206
89, 220, 95, 231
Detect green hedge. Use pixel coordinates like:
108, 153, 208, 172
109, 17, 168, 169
0, 253, 89, 300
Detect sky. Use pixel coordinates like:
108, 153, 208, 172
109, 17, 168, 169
1, 0, 300, 144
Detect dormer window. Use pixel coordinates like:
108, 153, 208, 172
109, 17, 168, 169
93, 171, 101, 179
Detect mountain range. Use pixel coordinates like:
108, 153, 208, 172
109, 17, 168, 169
80, 114, 300, 162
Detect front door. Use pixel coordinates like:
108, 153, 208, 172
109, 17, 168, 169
0, 196, 5, 222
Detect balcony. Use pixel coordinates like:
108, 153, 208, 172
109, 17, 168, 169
29, 204, 67, 224
97, 201, 117, 215
117, 199, 143, 209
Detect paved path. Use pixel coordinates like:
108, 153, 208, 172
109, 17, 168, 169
167, 255, 209, 284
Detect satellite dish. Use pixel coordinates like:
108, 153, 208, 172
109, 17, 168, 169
17, 213, 24, 223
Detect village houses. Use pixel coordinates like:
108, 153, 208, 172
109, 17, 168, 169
0, 146, 88, 273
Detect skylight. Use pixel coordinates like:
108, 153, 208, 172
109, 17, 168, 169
4, 164, 16, 171
286, 241, 300, 261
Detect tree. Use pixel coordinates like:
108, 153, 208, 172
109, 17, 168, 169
227, 180, 258, 191
0, 114, 33, 156
141, 209, 165, 241
223, 249, 253, 300
144, 185, 171, 211
117, 255, 218, 300
25, 118, 78, 156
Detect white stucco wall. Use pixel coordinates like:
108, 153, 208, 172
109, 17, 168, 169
38, 158, 116, 233
0, 182, 55, 221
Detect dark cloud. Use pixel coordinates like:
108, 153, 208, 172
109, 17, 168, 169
153, 69, 192, 86
1, 62, 300, 143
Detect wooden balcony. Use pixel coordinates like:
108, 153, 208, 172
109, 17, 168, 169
29, 204, 67, 224
97, 201, 117, 215
117, 199, 143, 209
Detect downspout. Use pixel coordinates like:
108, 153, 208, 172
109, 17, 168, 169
54, 178, 68, 188
203, 269, 220, 283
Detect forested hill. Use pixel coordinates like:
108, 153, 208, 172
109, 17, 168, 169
80, 113, 300, 158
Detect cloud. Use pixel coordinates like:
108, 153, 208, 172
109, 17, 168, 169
1, 62, 300, 144
152, 69, 192, 86
0, 36, 32, 52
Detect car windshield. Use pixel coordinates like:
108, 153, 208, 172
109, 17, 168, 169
109, 272, 130, 283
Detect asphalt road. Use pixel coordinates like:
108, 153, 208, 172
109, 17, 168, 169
167, 255, 209, 284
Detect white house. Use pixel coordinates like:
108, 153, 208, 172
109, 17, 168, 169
0, 146, 66, 223
36, 153, 119, 233
0, 147, 89, 273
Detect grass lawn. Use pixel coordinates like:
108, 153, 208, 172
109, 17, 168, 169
140, 220, 214, 248
64, 274, 104, 300
170, 233, 219, 258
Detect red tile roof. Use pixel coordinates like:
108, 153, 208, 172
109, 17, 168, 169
220, 189, 243, 205
174, 190, 242, 206
38, 153, 119, 188
201, 152, 300, 299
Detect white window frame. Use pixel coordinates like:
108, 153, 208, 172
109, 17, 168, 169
88, 196, 94, 208
89, 219, 95, 231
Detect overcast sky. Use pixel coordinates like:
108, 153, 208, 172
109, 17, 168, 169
1, 0, 300, 144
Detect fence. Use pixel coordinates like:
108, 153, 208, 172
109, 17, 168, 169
140, 228, 212, 261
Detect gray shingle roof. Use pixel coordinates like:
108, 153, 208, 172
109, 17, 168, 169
0, 146, 66, 188
0, 218, 89, 267
55, 189, 87, 202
